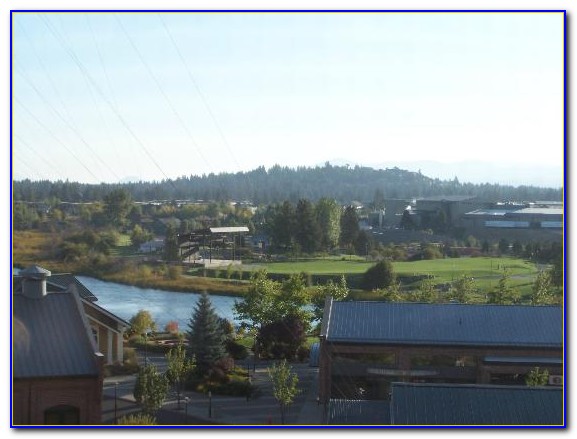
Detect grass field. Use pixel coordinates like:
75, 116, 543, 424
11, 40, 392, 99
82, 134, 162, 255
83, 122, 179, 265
246, 256, 537, 279
244, 256, 539, 299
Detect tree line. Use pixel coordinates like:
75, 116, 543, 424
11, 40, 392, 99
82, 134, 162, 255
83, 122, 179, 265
13, 163, 562, 204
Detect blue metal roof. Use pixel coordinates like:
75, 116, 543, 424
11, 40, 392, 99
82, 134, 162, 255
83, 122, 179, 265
390, 383, 564, 426
13, 291, 101, 378
328, 399, 391, 425
323, 301, 562, 348
13, 272, 97, 302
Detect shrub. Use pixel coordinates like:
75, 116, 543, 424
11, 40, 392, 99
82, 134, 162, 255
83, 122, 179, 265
361, 260, 396, 290
165, 320, 179, 334
226, 339, 249, 360
117, 413, 157, 425
296, 345, 310, 362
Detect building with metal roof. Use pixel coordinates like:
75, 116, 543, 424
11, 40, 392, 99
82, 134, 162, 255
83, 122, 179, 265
13, 270, 103, 425
328, 399, 391, 425
389, 383, 564, 426
318, 299, 563, 403
13, 267, 128, 366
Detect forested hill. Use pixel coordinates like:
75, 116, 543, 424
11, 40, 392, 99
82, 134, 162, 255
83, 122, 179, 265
12, 164, 562, 204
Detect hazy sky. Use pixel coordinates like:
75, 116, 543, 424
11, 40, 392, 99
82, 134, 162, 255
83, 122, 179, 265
11, 11, 564, 185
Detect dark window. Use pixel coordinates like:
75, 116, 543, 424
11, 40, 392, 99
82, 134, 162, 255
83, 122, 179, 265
44, 405, 80, 425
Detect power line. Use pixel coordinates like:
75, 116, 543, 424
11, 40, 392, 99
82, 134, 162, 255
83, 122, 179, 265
14, 64, 121, 182
13, 132, 68, 181
13, 97, 102, 183
115, 15, 213, 172
38, 15, 176, 186
158, 13, 242, 171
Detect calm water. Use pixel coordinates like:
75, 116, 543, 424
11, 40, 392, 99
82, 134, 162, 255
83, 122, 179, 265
76, 276, 239, 331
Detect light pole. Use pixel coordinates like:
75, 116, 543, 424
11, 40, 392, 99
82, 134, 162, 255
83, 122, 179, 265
114, 382, 119, 424
184, 397, 189, 424
208, 391, 212, 418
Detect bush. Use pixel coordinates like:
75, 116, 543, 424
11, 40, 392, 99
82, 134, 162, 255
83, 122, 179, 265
361, 260, 396, 290
117, 413, 157, 425
226, 339, 249, 360
296, 345, 310, 362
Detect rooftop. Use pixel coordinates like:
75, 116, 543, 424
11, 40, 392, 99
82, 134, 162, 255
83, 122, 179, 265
13, 290, 101, 379
321, 300, 563, 348
390, 383, 564, 425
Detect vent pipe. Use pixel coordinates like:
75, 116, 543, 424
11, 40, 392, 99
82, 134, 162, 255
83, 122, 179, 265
20, 265, 51, 299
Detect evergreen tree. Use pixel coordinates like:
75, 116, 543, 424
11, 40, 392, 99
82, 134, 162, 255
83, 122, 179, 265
340, 205, 360, 251
295, 199, 321, 253
103, 188, 132, 228
315, 198, 341, 251
187, 293, 226, 374
271, 201, 296, 251
163, 223, 179, 262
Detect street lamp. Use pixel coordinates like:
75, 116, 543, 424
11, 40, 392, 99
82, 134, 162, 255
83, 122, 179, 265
184, 397, 190, 424
114, 382, 119, 424
208, 391, 212, 418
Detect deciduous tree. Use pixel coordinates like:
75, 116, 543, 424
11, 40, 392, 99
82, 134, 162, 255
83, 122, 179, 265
133, 364, 169, 415
129, 309, 156, 337
268, 359, 300, 424
165, 342, 195, 409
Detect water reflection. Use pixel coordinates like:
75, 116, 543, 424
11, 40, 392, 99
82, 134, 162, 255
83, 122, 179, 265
76, 276, 239, 331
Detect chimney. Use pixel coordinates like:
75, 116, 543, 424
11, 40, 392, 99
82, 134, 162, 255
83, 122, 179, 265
20, 265, 51, 299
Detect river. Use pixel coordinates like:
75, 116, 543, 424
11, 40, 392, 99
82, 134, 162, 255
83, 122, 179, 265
77, 276, 240, 331
14, 266, 240, 332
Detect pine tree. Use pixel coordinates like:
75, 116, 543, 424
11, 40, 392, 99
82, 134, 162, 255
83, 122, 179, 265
187, 292, 226, 374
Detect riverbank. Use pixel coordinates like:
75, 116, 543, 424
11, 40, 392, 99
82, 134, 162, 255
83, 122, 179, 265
100, 270, 249, 297
13, 260, 249, 297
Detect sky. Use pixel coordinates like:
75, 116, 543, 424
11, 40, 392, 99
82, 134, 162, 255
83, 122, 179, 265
2, 1, 573, 435
10, 9, 565, 186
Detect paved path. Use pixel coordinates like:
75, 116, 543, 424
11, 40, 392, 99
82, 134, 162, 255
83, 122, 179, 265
102, 360, 325, 426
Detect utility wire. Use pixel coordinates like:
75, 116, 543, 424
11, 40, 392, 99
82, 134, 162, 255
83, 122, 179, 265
13, 132, 68, 181
14, 64, 121, 182
13, 97, 101, 183
158, 13, 242, 171
38, 15, 176, 187
115, 15, 212, 172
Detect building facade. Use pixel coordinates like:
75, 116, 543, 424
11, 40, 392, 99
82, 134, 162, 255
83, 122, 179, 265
319, 299, 563, 402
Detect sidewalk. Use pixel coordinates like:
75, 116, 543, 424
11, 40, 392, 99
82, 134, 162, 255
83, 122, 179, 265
102, 362, 325, 426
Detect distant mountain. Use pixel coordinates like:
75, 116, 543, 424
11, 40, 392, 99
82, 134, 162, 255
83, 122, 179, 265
13, 163, 563, 204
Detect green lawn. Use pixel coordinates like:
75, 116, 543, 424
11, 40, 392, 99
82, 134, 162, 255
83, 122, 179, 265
246, 256, 537, 280
393, 257, 537, 282
244, 256, 539, 299
245, 258, 374, 275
